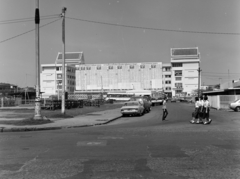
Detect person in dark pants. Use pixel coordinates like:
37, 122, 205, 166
203, 96, 212, 125
190, 97, 199, 123
162, 97, 168, 121
196, 96, 204, 124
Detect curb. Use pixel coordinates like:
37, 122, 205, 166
0, 116, 122, 133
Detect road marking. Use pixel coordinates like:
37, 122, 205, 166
77, 140, 107, 146
98, 136, 123, 140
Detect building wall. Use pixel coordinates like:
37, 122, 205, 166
182, 63, 199, 95
76, 62, 163, 91
171, 62, 199, 96
162, 64, 172, 96
40, 64, 76, 98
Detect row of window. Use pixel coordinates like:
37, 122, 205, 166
67, 75, 75, 79
79, 64, 158, 70
56, 80, 75, 86
57, 74, 75, 80
172, 63, 182, 67
56, 67, 75, 72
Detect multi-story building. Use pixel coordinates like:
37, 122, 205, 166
40, 52, 84, 98
76, 62, 163, 92
40, 64, 76, 98
162, 63, 172, 97
40, 48, 200, 98
170, 47, 200, 96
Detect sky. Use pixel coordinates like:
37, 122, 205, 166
0, 0, 240, 87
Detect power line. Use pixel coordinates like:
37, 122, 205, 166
0, 16, 60, 25
0, 18, 61, 44
0, 14, 60, 24
66, 16, 240, 36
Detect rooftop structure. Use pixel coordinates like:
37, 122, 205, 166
55, 52, 85, 66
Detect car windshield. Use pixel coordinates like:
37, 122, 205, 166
124, 102, 139, 106
234, 99, 240, 102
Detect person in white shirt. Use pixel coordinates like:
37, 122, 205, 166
162, 96, 168, 121
196, 96, 204, 124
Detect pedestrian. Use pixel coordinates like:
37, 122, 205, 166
162, 96, 168, 121
190, 96, 199, 123
203, 96, 212, 125
196, 96, 204, 124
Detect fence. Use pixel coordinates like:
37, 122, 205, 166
0, 98, 15, 107
208, 95, 240, 110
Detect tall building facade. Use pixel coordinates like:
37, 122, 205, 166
40, 64, 76, 98
40, 48, 200, 98
170, 47, 200, 96
40, 52, 84, 98
76, 62, 163, 91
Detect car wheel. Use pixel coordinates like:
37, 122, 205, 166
235, 107, 240, 112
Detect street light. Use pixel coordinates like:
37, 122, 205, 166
34, 0, 43, 120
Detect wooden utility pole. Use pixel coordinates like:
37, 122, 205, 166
34, 0, 43, 120
61, 7, 67, 114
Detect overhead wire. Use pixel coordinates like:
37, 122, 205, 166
0, 18, 61, 44
0, 14, 61, 24
66, 16, 240, 36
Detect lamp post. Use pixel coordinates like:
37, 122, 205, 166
61, 7, 67, 114
34, 0, 43, 120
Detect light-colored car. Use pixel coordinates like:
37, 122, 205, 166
229, 99, 240, 112
121, 101, 145, 117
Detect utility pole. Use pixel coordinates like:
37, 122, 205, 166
34, 0, 43, 120
61, 7, 67, 114
197, 66, 202, 98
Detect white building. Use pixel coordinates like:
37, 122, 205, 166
162, 63, 172, 97
170, 47, 200, 96
40, 52, 84, 98
40, 48, 200, 98
76, 62, 163, 91
40, 64, 76, 98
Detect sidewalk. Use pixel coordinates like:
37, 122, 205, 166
0, 108, 122, 132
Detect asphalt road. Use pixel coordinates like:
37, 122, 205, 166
0, 102, 240, 179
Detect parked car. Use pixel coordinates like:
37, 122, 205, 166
229, 99, 240, 112
120, 101, 145, 117
130, 96, 151, 113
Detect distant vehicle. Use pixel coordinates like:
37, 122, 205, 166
105, 92, 134, 102
229, 99, 240, 112
126, 90, 164, 106
170, 97, 177, 102
130, 96, 151, 113
121, 101, 145, 117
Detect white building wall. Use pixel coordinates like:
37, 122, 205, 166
182, 63, 199, 95
75, 62, 163, 91
171, 62, 199, 96
41, 64, 76, 98
40, 67, 56, 98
